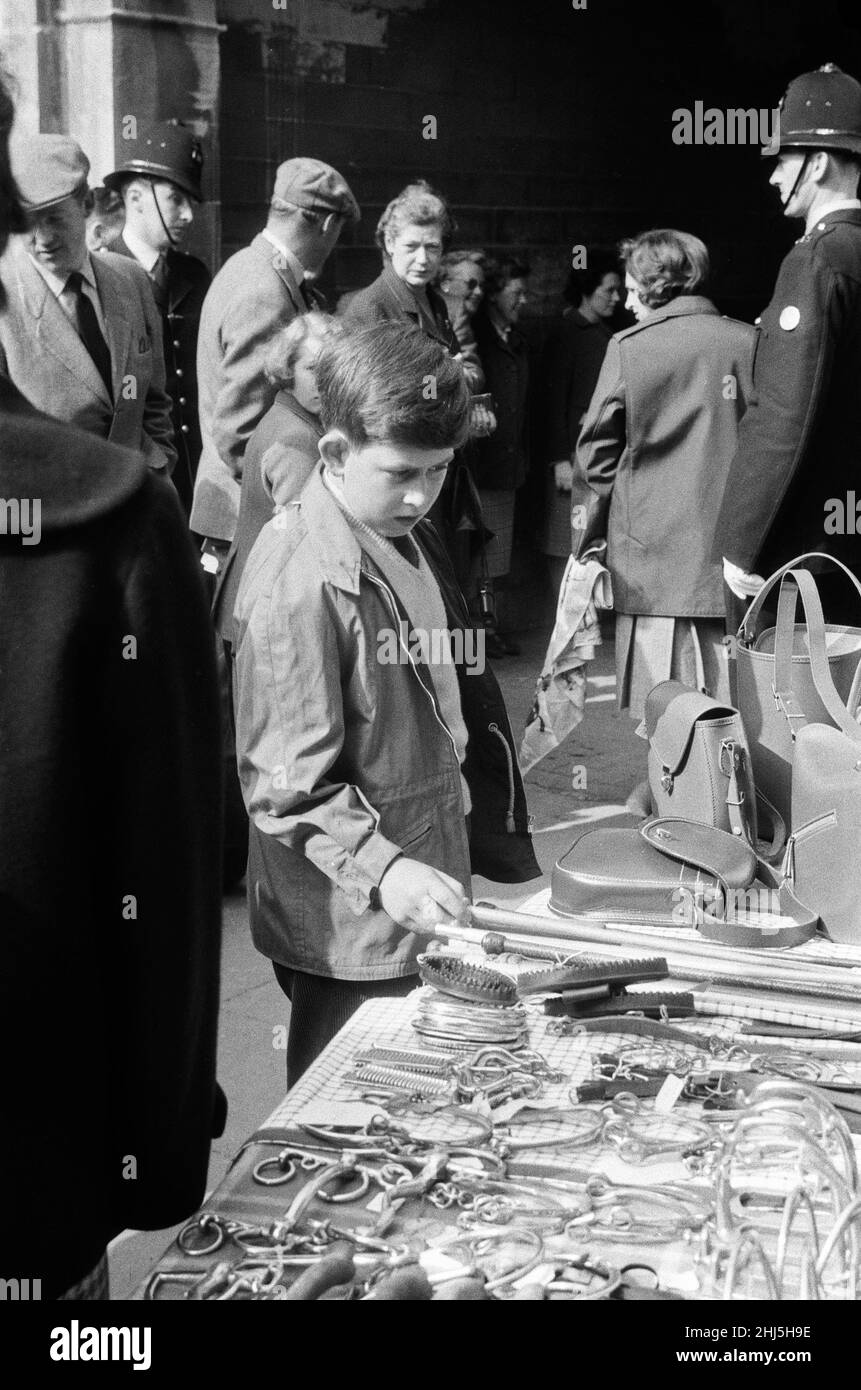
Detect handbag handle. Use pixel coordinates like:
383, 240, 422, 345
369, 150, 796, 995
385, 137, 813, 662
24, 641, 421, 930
737, 550, 861, 644
773, 568, 861, 744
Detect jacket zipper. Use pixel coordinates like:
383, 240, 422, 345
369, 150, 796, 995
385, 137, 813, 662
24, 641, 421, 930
488, 721, 516, 832
364, 572, 460, 759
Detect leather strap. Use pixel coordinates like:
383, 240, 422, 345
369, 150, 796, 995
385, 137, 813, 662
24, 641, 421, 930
756, 789, 786, 864
738, 550, 861, 645
698, 893, 817, 948
773, 569, 861, 744
642, 816, 818, 947
641, 817, 757, 891
721, 738, 750, 842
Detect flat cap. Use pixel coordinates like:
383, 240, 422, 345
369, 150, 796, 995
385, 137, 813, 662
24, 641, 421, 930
271, 156, 360, 222
11, 134, 90, 213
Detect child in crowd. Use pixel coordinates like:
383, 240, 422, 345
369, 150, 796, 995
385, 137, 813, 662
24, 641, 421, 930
233, 320, 537, 1082
215, 310, 337, 643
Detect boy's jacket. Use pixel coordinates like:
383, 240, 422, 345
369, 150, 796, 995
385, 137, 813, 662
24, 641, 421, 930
233, 468, 539, 980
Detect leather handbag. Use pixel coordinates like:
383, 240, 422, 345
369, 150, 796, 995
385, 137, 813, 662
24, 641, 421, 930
734, 552, 861, 827
550, 816, 818, 947
644, 681, 758, 843
775, 569, 861, 944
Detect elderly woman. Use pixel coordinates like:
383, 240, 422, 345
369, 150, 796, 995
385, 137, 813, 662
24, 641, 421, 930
540, 249, 622, 591
573, 230, 756, 720
344, 180, 483, 391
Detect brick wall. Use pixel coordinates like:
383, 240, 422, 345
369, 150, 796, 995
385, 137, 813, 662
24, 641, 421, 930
217, 0, 860, 321
215, 0, 861, 626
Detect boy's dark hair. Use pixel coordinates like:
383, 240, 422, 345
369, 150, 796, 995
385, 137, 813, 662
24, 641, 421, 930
316, 320, 470, 450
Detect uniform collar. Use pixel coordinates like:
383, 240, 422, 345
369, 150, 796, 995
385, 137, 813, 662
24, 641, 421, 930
120, 225, 161, 274
804, 199, 861, 234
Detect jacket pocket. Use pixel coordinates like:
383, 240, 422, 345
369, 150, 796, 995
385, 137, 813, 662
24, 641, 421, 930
401, 822, 433, 853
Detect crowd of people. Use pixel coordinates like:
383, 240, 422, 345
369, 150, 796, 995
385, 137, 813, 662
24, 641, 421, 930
1, 57, 861, 1300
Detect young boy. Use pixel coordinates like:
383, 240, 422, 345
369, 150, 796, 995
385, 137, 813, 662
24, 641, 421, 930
233, 320, 537, 1083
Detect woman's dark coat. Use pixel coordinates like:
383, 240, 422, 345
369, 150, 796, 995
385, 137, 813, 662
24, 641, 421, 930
0, 378, 224, 1296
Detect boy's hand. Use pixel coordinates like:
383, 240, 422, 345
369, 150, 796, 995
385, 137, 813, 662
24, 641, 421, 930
378, 858, 469, 932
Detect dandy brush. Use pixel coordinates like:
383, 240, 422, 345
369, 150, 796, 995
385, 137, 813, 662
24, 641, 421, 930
417, 903, 861, 995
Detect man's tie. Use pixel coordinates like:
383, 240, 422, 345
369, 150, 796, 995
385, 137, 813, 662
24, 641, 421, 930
149, 253, 170, 312
65, 271, 113, 399
301, 280, 325, 311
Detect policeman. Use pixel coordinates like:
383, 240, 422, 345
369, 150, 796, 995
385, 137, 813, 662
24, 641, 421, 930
105, 119, 210, 518
717, 64, 861, 622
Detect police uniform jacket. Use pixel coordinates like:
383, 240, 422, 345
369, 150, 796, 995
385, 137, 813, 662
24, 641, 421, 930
574, 295, 755, 616
113, 235, 211, 517
0, 377, 223, 1296
715, 208, 861, 578
0, 239, 176, 474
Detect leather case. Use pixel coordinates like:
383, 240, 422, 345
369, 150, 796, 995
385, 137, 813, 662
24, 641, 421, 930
645, 681, 757, 844
550, 824, 741, 927
550, 817, 818, 947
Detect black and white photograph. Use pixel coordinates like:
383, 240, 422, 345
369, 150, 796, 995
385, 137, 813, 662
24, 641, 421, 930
2, 0, 861, 1344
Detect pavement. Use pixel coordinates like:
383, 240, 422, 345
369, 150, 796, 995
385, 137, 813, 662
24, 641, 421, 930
108, 616, 647, 1297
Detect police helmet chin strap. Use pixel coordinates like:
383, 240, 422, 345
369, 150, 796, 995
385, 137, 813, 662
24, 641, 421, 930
782, 150, 811, 209
149, 179, 179, 250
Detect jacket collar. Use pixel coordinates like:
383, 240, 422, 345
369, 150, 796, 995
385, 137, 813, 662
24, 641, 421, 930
806, 206, 861, 233
250, 232, 305, 313
7, 241, 114, 405
273, 389, 323, 434
297, 464, 365, 594
474, 305, 526, 355
113, 235, 195, 309
636, 294, 719, 326
565, 307, 612, 335
379, 262, 450, 339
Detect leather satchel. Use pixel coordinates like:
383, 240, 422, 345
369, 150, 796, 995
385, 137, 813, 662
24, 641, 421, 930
550, 816, 818, 948
776, 570, 861, 944
734, 552, 861, 827
644, 680, 757, 843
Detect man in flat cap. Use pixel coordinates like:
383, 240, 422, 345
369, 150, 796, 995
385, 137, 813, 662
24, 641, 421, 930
717, 64, 861, 619
190, 155, 359, 553
105, 119, 211, 516
0, 133, 176, 474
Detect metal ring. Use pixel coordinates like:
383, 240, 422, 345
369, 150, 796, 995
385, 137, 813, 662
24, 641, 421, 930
177, 1213, 226, 1257
252, 1152, 297, 1186
316, 1168, 372, 1204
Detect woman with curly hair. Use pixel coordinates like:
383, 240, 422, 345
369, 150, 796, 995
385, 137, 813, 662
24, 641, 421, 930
344, 179, 482, 384
573, 229, 756, 724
